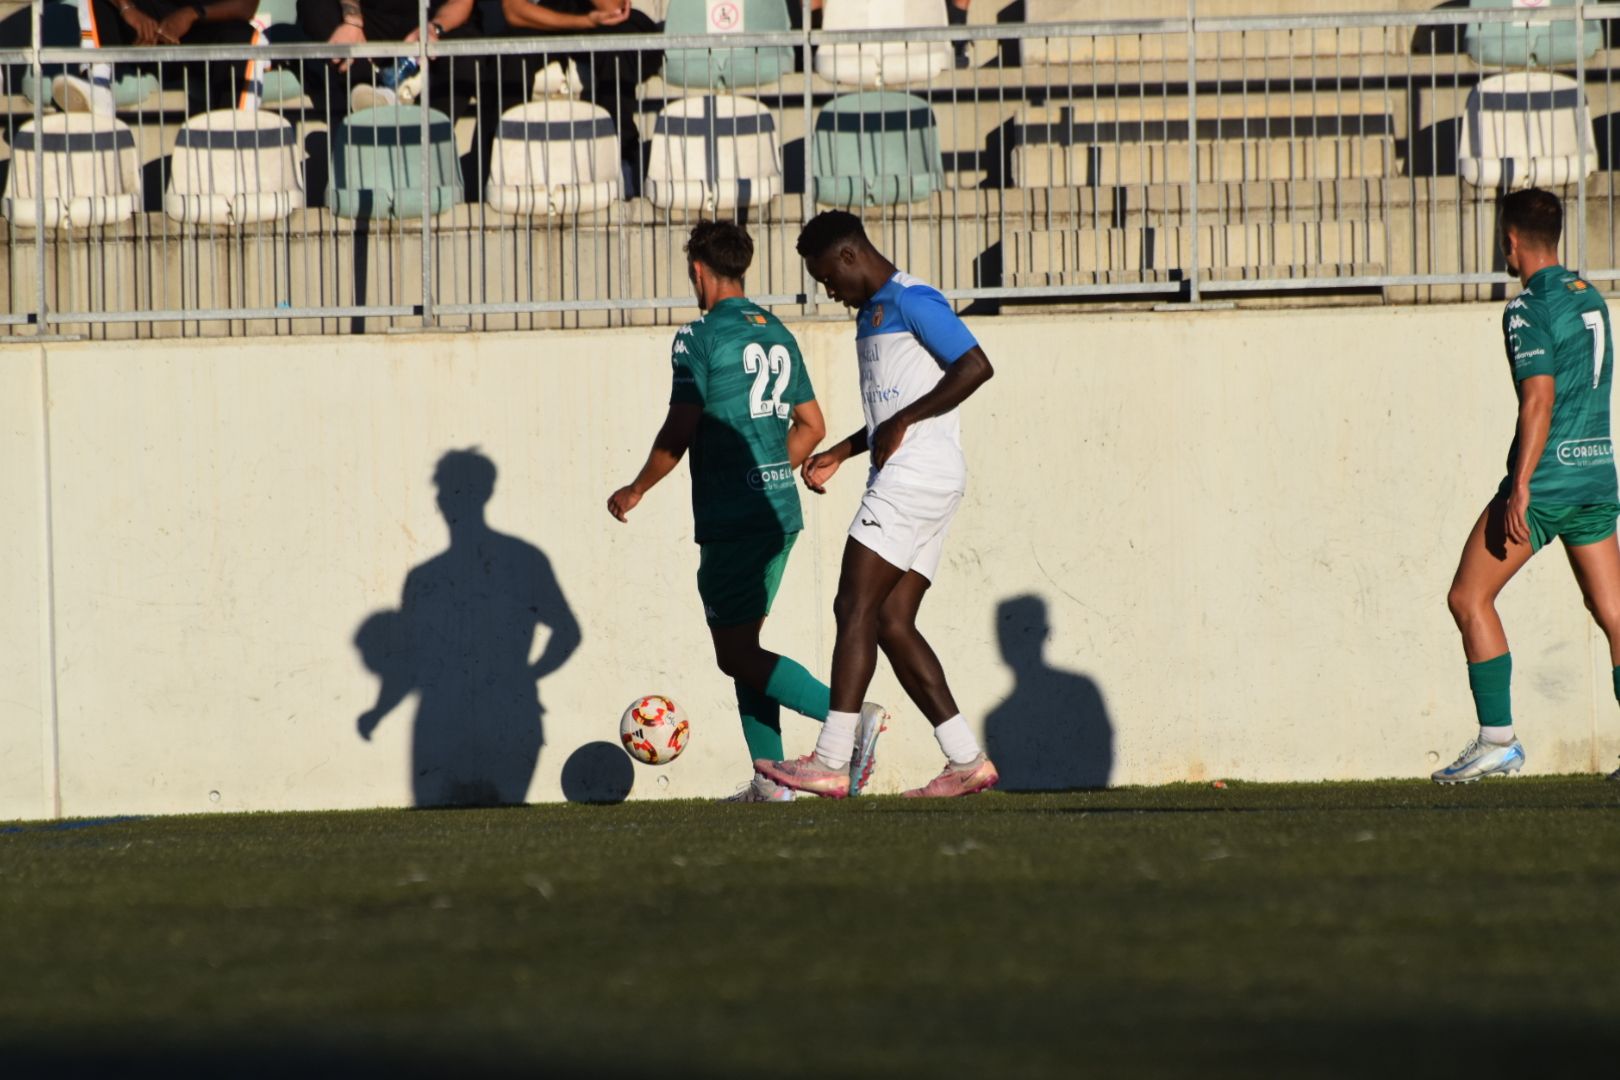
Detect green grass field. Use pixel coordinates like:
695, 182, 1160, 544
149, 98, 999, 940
4, 778, 1619, 1078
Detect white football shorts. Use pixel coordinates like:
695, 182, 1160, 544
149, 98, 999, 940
847, 484, 963, 581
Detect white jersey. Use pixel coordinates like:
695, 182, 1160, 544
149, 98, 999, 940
854, 272, 980, 495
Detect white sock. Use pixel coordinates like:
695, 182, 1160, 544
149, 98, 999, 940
1479, 725, 1515, 745
934, 714, 981, 765
814, 710, 858, 770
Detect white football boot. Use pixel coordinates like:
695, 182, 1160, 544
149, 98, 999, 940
1431, 736, 1526, 784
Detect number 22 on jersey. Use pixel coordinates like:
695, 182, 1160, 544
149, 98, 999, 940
744, 343, 792, 419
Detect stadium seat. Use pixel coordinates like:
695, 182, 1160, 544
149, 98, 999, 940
1010, 109, 1398, 187
22, 70, 158, 109
814, 1, 951, 89
253, 0, 304, 106
1457, 72, 1597, 191
164, 109, 305, 225
645, 94, 783, 213
2, 113, 140, 228
1464, 0, 1601, 69
663, 0, 794, 90
485, 99, 622, 215
329, 105, 464, 219
813, 92, 942, 207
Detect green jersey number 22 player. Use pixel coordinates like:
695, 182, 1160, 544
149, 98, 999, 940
608, 222, 839, 803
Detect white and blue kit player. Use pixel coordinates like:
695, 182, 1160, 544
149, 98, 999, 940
756, 211, 1002, 800
846, 270, 979, 584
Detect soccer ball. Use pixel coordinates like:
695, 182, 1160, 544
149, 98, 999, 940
619, 695, 690, 765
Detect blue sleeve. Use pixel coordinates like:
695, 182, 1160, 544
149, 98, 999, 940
897, 286, 978, 366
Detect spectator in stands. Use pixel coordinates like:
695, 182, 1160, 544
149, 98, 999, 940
494, 0, 663, 196
789, 1, 975, 69
53, 0, 261, 115
0, 1, 78, 103
297, 0, 479, 111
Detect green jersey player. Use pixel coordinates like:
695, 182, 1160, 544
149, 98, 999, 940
608, 222, 843, 801
1439, 188, 1620, 783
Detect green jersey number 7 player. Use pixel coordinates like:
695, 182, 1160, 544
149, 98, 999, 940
608, 222, 873, 802
1440, 188, 1620, 784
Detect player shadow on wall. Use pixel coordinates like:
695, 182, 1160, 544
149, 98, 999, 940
353, 449, 582, 808
983, 594, 1113, 791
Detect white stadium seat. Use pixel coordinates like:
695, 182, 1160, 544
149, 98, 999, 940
814, 0, 951, 89
645, 94, 783, 213
486, 100, 623, 215
3, 113, 141, 228
164, 109, 306, 226
1458, 72, 1598, 190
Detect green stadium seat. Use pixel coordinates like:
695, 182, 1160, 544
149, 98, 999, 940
663, 0, 794, 90
813, 92, 943, 207
1465, 0, 1601, 69
329, 106, 463, 219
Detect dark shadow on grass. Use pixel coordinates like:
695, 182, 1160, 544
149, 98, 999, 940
0, 1033, 717, 1080
354, 449, 582, 809
983, 595, 1113, 791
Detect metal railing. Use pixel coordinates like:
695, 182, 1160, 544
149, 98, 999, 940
0, 2, 1618, 337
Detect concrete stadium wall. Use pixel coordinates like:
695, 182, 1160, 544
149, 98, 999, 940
4, 301, 1619, 821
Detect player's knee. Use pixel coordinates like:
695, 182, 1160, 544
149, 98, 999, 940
1447, 584, 1481, 626
832, 590, 878, 631
712, 646, 742, 679
875, 611, 912, 651
1587, 594, 1620, 633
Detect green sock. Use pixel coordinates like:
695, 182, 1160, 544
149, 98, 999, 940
1468, 652, 1513, 727
763, 656, 830, 722
736, 681, 783, 762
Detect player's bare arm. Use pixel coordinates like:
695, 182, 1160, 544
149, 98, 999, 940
801, 427, 870, 493
871, 347, 994, 468
1507, 375, 1554, 545
785, 399, 827, 470
607, 404, 702, 521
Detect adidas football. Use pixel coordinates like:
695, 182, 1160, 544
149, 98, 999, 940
619, 695, 691, 766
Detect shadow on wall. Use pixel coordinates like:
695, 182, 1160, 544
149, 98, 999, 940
354, 449, 583, 808
559, 742, 635, 804
983, 594, 1113, 791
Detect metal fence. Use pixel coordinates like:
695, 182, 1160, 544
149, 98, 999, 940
2, 2, 1619, 337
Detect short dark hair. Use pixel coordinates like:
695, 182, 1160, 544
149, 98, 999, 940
684, 220, 754, 281
797, 210, 868, 259
1499, 188, 1563, 250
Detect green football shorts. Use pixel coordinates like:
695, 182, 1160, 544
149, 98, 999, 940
696, 531, 799, 627
1525, 501, 1620, 553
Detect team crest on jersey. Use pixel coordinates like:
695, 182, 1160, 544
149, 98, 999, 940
1568, 279, 1589, 291
870, 304, 884, 328
748, 313, 767, 325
